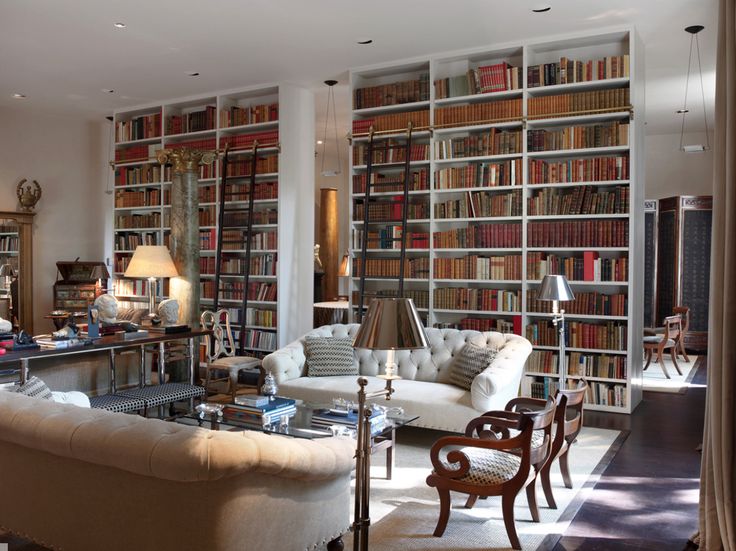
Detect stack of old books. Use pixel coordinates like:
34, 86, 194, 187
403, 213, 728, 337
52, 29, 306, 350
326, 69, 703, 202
222, 396, 296, 428
311, 407, 387, 436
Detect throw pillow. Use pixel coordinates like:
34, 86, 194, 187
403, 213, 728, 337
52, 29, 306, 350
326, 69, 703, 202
14, 376, 54, 400
305, 336, 358, 377
450, 343, 497, 390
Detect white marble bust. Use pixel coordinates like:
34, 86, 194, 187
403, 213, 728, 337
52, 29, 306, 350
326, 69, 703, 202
0, 317, 11, 333
93, 294, 119, 324
157, 298, 179, 325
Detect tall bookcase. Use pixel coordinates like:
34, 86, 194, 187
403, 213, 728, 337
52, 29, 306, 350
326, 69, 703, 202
349, 28, 644, 413
110, 84, 314, 356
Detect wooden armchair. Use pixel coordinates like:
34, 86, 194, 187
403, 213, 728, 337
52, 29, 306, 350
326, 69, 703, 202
426, 397, 558, 550
672, 306, 690, 362
643, 314, 683, 379
200, 309, 263, 401
505, 380, 588, 510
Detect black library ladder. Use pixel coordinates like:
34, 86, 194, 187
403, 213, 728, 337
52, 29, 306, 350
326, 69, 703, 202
355, 123, 415, 323
213, 143, 259, 355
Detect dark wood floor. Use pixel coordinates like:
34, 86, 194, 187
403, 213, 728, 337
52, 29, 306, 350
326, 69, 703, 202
552, 356, 706, 550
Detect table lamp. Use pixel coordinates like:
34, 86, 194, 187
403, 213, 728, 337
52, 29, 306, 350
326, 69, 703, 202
337, 251, 351, 300
537, 274, 575, 388
90, 264, 111, 293
351, 297, 429, 551
123, 246, 178, 316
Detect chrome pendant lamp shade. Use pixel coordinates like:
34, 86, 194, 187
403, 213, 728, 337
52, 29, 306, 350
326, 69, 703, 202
538, 274, 575, 302
353, 297, 428, 350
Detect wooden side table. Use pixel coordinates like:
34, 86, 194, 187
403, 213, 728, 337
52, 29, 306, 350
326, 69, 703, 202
313, 300, 349, 327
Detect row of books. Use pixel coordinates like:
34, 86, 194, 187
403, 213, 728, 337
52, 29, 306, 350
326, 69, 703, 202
115, 143, 159, 163
221, 130, 279, 150
432, 223, 522, 249
352, 169, 429, 194
352, 109, 430, 134
352, 227, 430, 250
527, 87, 630, 118
0, 236, 18, 252
240, 329, 277, 351
353, 289, 430, 309
527, 289, 628, 317
454, 316, 520, 334
527, 55, 630, 88
527, 252, 628, 282
223, 397, 295, 426
220, 229, 278, 251
526, 350, 560, 374
115, 213, 161, 229
115, 164, 163, 186
226, 156, 279, 177
435, 160, 523, 189
225, 181, 279, 201
199, 253, 277, 277
568, 352, 627, 380
353, 73, 430, 109
200, 281, 277, 302
528, 155, 629, 184
434, 190, 522, 219
434, 129, 522, 159
434, 63, 523, 99
527, 320, 627, 350
0, 224, 17, 233
116, 112, 161, 143
199, 229, 216, 250
527, 220, 629, 248
352, 257, 430, 278
222, 208, 278, 226
219, 103, 278, 128
212, 307, 277, 329
114, 232, 159, 250
433, 288, 520, 313
352, 142, 429, 166
528, 185, 630, 216
353, 199, 429, 222
166, 106, 216, 135
195, 207, 216, 227
113, 255, 131, 273
433, 254, 522, 280
523, 377, 559, 400
115, 189, 161, 208
112, 278, 147, 296
527, 122, 629, 152
434, 98, 522, 128
581, 382, 627, 407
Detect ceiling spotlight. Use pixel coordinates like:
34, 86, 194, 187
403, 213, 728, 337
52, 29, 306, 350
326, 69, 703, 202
101, 89, 115, 93
317, 140, 324, 145
357, 39, 373, 45
532, 5, 552, 12
186, 72, 200, 77
677, 108, 689, 114
12, 93, 26, 99
113, 22, 126, 28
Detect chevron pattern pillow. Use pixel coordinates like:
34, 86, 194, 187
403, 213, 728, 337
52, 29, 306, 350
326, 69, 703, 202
305, 336, 358, 377
450, 343, 497, 390
14, 376, 54, 400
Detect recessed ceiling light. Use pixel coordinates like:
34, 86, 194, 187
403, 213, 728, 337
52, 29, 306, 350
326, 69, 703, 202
101, 89, 115, 94
532, 5, 551, 13
357, 39, 373, 45
12, 93, 26, 99
677, 108, 689, 114
114, 22, 126, 28
317, 140, 324, 145
186, 72, 200, 77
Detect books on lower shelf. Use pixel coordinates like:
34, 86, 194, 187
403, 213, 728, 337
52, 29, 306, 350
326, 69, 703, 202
528, 154, 629, 184
527, 87, 630, 118
435, 159, 522, 188
352, 109, 430, 134
527, 251, 628, 282
311, 408, 388, 436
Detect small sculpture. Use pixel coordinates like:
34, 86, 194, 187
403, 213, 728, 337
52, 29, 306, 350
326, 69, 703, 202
15, 331, 34, 345
261, 373, 278, 401
94, 294, 119, 323
16, 179, 42, 212
314, 244, 324, 272
0, 317, 11, 333
52, 318, 79, 340
157, 298, 180, 325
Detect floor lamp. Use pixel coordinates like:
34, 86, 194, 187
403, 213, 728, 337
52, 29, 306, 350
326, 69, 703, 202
351, 297, 429, 551
537, 274, 575, 389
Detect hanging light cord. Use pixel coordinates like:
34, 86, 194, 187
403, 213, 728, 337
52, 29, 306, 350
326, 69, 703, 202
105, 118, 114, 194
696, 32, 711, 149
680, 31, 710, 150
320, 83, 342, 175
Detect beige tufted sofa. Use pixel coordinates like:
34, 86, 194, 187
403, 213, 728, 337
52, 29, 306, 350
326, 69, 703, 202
263, 324, 533, 433
0, 391, 355, 551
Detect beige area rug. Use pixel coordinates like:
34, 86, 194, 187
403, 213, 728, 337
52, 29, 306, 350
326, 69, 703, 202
344, 425, 623, 551
642, 355, 702, 393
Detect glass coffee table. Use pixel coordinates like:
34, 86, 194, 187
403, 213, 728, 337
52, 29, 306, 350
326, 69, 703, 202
173, 400, 418, 479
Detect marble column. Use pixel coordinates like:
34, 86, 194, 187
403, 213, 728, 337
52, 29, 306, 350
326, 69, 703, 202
156, 148, 215, 328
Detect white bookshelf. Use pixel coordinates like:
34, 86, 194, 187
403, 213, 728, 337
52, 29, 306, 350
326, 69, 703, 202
349, 27, 644, 413
110, 84, 315, 356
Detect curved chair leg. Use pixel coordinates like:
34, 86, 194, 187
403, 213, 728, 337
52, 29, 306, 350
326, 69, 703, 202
670, 347, 683, 375
526, 481, 540, 522
502, 492, 521, 550
658, 351, 671, 379
433, 488, 451, 537
679, 339, 690, 362
559, 449, 573, 489
465, 494, 479, 509
644, 348, 653, 370
540, 460, 557, 509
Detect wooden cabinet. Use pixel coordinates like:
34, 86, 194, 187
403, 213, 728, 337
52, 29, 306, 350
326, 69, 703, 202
53, 261, 107, 313
644, 200, 658, 328
655, 196, 712, 351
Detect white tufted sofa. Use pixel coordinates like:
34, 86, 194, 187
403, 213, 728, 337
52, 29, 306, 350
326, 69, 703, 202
0, 391, 355, 551
263, 324, 533, 433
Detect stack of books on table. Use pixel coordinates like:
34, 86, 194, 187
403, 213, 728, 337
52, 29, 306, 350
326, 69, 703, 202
311, 408, 388, 436
222, 396, 296, 428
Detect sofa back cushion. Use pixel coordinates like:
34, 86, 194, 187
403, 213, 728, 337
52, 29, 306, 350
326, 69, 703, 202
305, 336, 358, 377
303, 324, 518, 385
449, 343, 498, 390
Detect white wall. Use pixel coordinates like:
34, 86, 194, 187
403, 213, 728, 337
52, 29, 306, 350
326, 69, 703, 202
645, 131, 714, 199
0, 107, 107, 332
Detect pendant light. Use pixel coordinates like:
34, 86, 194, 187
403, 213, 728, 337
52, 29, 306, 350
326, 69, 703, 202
105, 115, 114, 194
319, 80, 342, 177
678, 25, 710, 152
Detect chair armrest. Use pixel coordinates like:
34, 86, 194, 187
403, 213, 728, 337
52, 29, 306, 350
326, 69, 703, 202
464, 410, 522, 438
470, 363, 522, 411
262, 342, 307, 384
505, 396, 547, 413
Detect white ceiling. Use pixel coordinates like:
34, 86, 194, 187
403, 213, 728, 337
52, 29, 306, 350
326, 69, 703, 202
0, 0, 718, 135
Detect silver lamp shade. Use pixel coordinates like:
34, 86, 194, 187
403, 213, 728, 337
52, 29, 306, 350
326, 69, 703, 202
353, 298, 429, 350
538, 274, 575, 302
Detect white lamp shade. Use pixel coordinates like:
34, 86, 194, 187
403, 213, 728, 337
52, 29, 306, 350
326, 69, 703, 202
124, 246, 178, 278
353, 298, 429, 350
538, 274, 575, 302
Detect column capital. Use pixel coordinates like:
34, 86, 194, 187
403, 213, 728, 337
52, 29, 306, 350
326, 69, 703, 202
156, 147, 216, 174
